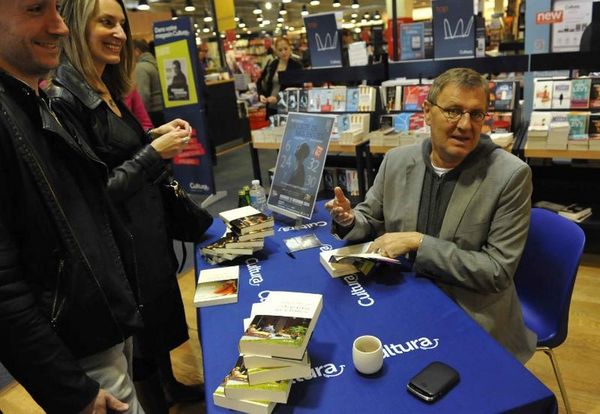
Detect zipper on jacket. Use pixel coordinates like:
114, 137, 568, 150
50, 259, 66, 328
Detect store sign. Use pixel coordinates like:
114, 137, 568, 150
536, 10, 564, 24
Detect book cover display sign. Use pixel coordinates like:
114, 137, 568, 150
153, 18, 215, 195
303, 12, 343, 68
432, 0, 475, 59
551, 0, 593, 53
268, 113, 335, 219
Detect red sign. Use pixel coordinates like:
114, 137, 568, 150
536, 10, 563, 24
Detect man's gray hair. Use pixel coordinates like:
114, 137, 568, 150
427, 68, 489, 107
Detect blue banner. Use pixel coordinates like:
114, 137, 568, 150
153, 18, 215, 195
303, 13, 343, 68
432, 0, 475, 60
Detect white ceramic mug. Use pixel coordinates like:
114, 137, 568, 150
352, 335, 384, 375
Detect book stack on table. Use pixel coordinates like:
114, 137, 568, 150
213, 291, 323, 414
534, 201, 593, 223
202, 206, 274, 264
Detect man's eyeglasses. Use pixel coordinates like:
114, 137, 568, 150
428, 101, 488, 123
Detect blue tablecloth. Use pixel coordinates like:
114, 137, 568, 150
195, 203, 557, 413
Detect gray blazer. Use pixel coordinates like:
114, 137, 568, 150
344, 138, 537, 363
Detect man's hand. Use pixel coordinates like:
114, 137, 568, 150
325, 186, 355, 227
150, 118, 191, 139
368, 232, 423, 258
80, 389, 128, 414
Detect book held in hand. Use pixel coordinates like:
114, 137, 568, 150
319, 242, 411, 278
194, 265, 239, 308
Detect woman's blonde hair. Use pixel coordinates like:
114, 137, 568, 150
60, 0, 134, 98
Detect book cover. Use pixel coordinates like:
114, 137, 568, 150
224, 233, 265, 249
589, 114, 600, 138
229, 213, 274, 236
403, 85, 430, 111
299, 89, 309, 112
383, 85, 397, 112
286, 88, 300, 112
570, 78, 592, 109
219, 206, 262, 224
235, 228, 275, 241
494, 81, 515, 111
590, 78, 600, 109
307, 88, 321, 112
530, 111, 552, 127
331, 86, 347, 112
533, 79, 553, 109
213, 383, 276, 414
319, 88, 334, 113
239, 291, 323, 360
346, 87, 359, 112
393, 113, 412, 133
277, 90, 288, 114
322, 168, 336, 192
488, 81, 497, 111
357, 86, 376, 112
432, 0, 475, 59
194, 265, 239, 308
409, 113, 425, 130
551, 0, 593, 53
567, 112, 589, 137
400, 22, 426, 61
319, 242, 410, 278
552, 79, 572, 109
393, 86, 404, 111
223, 356, 291, 404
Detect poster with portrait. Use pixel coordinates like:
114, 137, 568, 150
155, 38, 198, 108
268, 113, 335, 219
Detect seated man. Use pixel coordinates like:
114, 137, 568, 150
326, 67, 536, 363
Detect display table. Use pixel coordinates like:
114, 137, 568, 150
194, 203, 557, 413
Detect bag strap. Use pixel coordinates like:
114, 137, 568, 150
178, 240, 187, 274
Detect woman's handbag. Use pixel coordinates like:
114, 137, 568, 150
161, 177, 213, 243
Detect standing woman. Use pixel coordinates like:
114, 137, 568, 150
257, 37, 302, 119
49, 0, 203, 412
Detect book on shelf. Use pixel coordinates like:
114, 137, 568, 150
552, 79, 572, 109
246, 356, 311, 385
319, 241, 410, 278
286, 88, 300, 112
243, 350, 310, 369
299, 89, 309, 112
567, 134, 589, 151
346, 87, 359, 112
494, 81, 516, 111
223, 356, 291, 404
590, 78, 600, 109
194, 265, 239, 308
570, 78, 592, 109
381, 85, 398, 112
239, 291, 323, 360
277, 91, 288, 114
402, 85, 430, 111
400, 22, 428, 61
213, 383, 276, 414
331, 86, 347, 112
567, 112, 589, 137
357, 86, 377, 112
589, 114, 600, 139
546, 121, 570, 150
533, 79, 553, 110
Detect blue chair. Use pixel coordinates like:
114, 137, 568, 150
514, 208, 586, 414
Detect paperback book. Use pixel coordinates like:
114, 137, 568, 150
590, 78, 600, 109
494, 81, 516, 111
570, 78, 592, 109
229, 214, 274, 236
243, 351, 310, 369
202, 235, 261, 255
246, 356, 311, 385
552, 79, 572, 109
239, 291, 323, 360
346, 87, 360, 112
403, 85, 430, 111
223, 356, 291, 403
533, 79, 553, 110
194, 265, 239, 308
213, 383, 276, 414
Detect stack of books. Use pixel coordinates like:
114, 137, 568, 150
202, 206, 274, 264
534, 201, 593, 223
213, 291, 323, 413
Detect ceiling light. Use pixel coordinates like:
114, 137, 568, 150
301, 5, 309, 16
257, 14, 263, 22
202, 25, 210, 33
253, 3, 261, 14
203, 10, 213, 22
277, 22, 283, 27
289, 26, 295, 31
137, 0, 150, 11
277, 16, 284, 22
332, 0, 340, 7
184, 0, 195, 12
351, 12, 357, 18
282, 0, 292, 3
310, 0, 320, 5
351, 0, 359, 9
265, 1, 272, 10
170, 8, 178, 19
263, 19, 271, 25
279, 3, 287, 15
238, 18, 246, 28
364, 12, 370, 19
234, 15, 239, 22
374, 10, 381, 20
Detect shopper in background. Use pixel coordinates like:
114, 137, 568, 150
257, 37, 303, 119
197, 42, 215, 73
133, 38, 165, 126
0, 1, 144, 412
326, 67, 536, 364
123, 88, 154, 131
49, 0, 203, 412
341, 28, 355, 67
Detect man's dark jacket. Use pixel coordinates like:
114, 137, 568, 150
0, 72, 143, 413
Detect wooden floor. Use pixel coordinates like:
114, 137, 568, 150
1, 255, 599, 413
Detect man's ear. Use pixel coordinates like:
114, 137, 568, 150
423, 101, 432, 126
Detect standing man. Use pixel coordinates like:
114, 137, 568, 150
326, 68, 536, 363
0, 1, 144, 412
197, 42, 215, 73
133, 38, 164, 126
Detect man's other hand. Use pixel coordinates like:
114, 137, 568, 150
325, 186, 355, 227
80, 389, 128, 414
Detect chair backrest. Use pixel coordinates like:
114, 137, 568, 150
514, 208, 586, 348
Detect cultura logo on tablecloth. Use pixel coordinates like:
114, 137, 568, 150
343, 274, 374, 307
293, 362, 346, 383
278, 221, 327, 232
383, 336, 440, 358
245, 258, 264, 286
